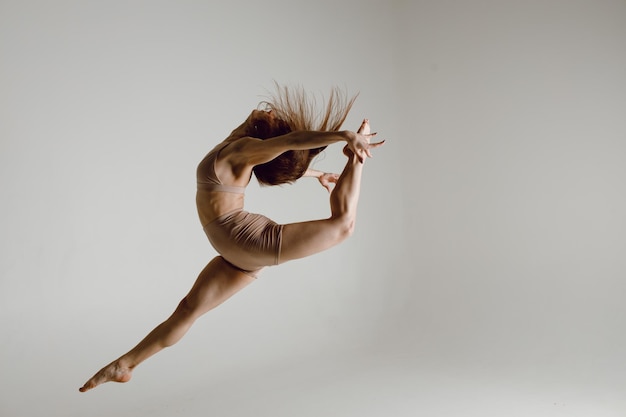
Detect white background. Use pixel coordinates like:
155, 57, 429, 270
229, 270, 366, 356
1, 1, 625, 416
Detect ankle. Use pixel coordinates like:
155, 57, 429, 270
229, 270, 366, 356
117, 356, 136, 370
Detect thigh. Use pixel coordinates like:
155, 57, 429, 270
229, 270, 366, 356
279, 217, 346, 263
184, 256, 256, 318
206, 210, 282, 272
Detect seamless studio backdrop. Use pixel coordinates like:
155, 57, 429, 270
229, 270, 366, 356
1, 1, 625, 416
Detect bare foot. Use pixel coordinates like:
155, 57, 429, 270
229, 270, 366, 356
79, 360, 133, 392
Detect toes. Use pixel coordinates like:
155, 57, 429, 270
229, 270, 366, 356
79, 381, 94, 393
79, 367, 108, 393
79, 361, 133, 392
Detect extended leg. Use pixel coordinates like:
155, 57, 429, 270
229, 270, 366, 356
79, 256, 254, 392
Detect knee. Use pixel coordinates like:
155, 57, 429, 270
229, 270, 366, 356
175, 297, 196, 320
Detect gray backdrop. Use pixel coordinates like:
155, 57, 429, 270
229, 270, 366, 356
1, 1, 625, 416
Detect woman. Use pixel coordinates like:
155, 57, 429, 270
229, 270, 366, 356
79, 86, 384, 392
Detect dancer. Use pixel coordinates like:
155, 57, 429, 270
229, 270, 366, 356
79, 86, 384, 392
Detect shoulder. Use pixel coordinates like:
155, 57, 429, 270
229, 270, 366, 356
220, 133, 297, 168
216, 137, 261, 167
220, 137, 260, 156
210, 138, 256, 183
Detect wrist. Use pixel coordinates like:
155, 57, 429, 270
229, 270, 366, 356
304, 168, 323, 178
341, 130, 355, 142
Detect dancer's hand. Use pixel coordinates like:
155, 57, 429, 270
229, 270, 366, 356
304, 168, 339, 192
317, 172, 339, 193
346, 119, 385, 163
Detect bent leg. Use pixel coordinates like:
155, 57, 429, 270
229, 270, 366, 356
280, 134, 365, 262
79, 256, 254, 392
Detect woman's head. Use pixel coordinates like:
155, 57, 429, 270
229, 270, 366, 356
245, 110, 292, 140
250, 84, 357, 186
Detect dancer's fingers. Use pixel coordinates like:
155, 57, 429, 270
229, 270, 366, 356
364, 140, 385, 159
357, 118, 370, 134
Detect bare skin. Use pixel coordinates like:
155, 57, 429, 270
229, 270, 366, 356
79, 257, 254, 392
79, 116, 383, 392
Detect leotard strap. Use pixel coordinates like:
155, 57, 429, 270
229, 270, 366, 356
196, 142, 246, 194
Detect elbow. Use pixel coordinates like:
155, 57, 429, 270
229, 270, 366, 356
333, 214, 356, 242
344, 218, 356, 239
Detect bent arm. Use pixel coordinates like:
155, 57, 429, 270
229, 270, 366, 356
304, 169, 340, 192
303, 168, 323, 178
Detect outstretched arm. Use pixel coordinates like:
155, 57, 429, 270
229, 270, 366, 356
230, 129, 383, 167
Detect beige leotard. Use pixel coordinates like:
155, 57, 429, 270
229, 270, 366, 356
197, 142, 283, 276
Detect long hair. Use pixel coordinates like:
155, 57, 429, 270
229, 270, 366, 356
251, 84, 358, 186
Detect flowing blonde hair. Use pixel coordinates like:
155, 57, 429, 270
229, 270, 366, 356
252, 84, 358, 186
